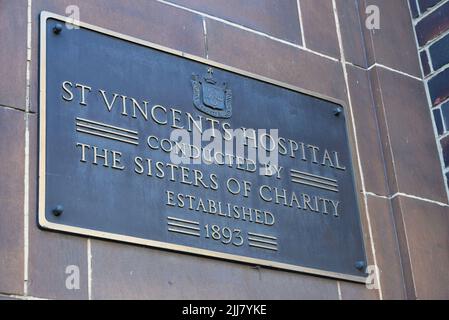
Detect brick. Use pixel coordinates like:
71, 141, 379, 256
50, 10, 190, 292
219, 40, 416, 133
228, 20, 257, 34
90, 240, 339, 299
440, 100, 449, 130
420, 50, 431, 77
0, 0, 28, 110
416, 0, 449, 46
433, 108, 444, 135
205, 18, 347, 102
166, 0, 302, 45
417, 0, 441, 13
336, 0, 368, 67
409, 0, 420, 18
361, 0, 422, 77
0, 107, 25, 295
392, 196, 449, 299
428, 66, 449, 105
440, 135, 449, 167
429, 32, 449, 70
370, 66, 447, 202
300, 0, 340, 58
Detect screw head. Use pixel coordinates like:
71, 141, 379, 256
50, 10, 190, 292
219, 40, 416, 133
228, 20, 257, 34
334, 107, 343, 117
355, 260, 366, 271
53, 23, 63, 34
52, 205, 64, 217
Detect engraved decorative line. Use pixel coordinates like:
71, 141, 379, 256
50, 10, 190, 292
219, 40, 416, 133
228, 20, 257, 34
247, 232, 278, 251
167, 222, 200, 231
290, 170, 339, 193
290, 170, 338, 186
291, 178, 339, 193
76, 128, 139, 145
167, 216, 199, 225
76, 117, 138, 134
291, 175, 338, 188
247, 237, 278, 246
76, 122, 138, 140
167, 228, 200, 237
75, 117, 139, 145
247, 232, 277, 241
248, 242, 278, 252
167, 216, 200, 237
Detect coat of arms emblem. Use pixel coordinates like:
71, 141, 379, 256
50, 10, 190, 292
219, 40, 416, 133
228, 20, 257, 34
192, 68, 232, 118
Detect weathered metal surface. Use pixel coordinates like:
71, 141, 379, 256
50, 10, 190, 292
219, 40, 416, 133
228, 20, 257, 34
39, 12, 367, 281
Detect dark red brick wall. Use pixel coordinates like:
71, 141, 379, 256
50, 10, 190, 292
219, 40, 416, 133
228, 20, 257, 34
1, 0, 448, 300
410, 0, 449, 192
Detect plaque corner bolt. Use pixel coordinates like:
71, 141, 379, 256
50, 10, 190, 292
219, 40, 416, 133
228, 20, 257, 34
52, 205, 64, 217
53, 23, 63, 35
354, 260, 366, 271
334, 107, 343, 117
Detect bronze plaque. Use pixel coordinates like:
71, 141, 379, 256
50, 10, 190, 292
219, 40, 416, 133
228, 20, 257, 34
39, 12, 367, 282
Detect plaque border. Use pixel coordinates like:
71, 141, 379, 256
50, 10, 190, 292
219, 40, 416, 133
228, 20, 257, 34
38, 11, 367, 283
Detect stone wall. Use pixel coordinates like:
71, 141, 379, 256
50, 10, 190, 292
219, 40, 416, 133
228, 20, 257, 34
0, 0, 448, 300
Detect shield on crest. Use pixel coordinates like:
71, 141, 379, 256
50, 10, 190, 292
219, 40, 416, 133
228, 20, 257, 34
192, 68, 232, 118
